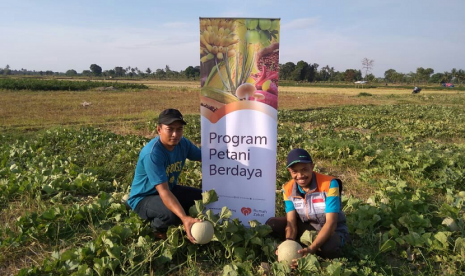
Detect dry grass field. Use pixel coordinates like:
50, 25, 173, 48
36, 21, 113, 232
2, 80, 460, 136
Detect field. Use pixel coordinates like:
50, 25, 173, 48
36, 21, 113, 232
1, 80, 464, 275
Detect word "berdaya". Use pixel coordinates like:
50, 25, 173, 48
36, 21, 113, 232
210, 132, 267, 147
210, 164, 262, 180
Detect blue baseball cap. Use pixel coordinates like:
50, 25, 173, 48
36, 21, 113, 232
286, 148, 313, 168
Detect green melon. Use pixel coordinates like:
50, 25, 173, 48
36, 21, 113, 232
191, 221, 214, 244
277, 240, 303, 263
442, 217, 459, 231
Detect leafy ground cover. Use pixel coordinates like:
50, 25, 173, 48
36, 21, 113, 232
279, 80, 465, 91
1, 102, 464, 275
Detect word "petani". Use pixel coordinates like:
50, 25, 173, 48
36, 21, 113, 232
210, 132, 267, 147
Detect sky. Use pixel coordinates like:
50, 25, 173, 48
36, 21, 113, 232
1, 0, 464, 77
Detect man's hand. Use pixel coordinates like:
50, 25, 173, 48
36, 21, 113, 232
290, 246, 317, 269
181, 216, 202, 244
156, 183, 202, 244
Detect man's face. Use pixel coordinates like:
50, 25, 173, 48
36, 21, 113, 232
157, 121, 184, 149
287, 162, 315, 188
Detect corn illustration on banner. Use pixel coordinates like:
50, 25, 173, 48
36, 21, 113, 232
200, 18, 280, 224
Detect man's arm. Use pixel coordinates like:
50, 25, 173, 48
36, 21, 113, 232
185, 138, 202, 162
301, 212, 338, 255
285, 210, 299, 240
155, 182, 200, 243
276, 210, 299, 259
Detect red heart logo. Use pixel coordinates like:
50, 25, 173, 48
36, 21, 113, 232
241, 207, 252, 216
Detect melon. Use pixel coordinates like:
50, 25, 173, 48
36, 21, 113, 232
122, 194, 129, 203
277, 240, 303, 263
191, 221, 214, 244
442, 217, 459, 232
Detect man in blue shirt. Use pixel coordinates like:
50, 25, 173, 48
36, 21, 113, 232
128, 109, 202, 243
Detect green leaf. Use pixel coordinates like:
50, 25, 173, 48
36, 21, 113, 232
106, 245, 122, 259
189, 200, 204, 217
205, 209, 220, 223
255, 225, 273, 237
40, 208, 57, 220
233, 247, 246, 262
300, 230, 317, 246
224, 220, 239, 233
222, 264, 239, 276
110, 225, 132, 241
271, 262, 291, 276
454, 237, 465, 257
326, 262, 342, 276
219, 206, 232, 220
250, 237, 263, 246
296, 254, 320, 273
42, 185, 55, 195
202, 189, 219, 205
153, 246, 174, 266
249, 220, 259, 228
379, 240, 396, 253
404, 232, 424, 247
434, 231, 450, 249
136, 236, 147, 247
230, 234, 243, 243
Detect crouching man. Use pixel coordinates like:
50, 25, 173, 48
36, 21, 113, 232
127, 109, 202, 243
266, 148, 349, 261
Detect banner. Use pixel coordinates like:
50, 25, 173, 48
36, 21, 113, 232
199, 18, 280, 224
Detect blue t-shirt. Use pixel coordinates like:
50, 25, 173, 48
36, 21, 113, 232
127, 136, 201, 210
284, 179, 341, 213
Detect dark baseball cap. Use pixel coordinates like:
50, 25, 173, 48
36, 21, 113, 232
286, 148, 313, 168
158, 109, 187, 125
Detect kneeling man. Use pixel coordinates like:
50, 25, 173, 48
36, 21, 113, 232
267, 148, 349, 259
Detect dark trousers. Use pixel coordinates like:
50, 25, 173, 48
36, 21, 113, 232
266, 217, 343, 259
134, 185, 202, 233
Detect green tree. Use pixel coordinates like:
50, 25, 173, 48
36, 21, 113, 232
82, 70, 92, 77
106, 69, 116, 78
90, 64, 102, 76
155, 69, 166, 79
114, 67, 125, 77
416, 67, 434, 84
184, 66, 200, 79
343, 69, 362, 82
279, 62, 296, 80
319, 65, 332, 81
384, 69, 397, 83
429, 73, 446, 83
65, 69, 77, 76
146, 68, 152, 75
450, 68, 465, 84
366, 73, 376, 82
290, 61, 315, 82
3, 64, 11, 75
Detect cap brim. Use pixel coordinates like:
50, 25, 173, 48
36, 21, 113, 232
159, 118, 187, 125
286, 160, 313, 168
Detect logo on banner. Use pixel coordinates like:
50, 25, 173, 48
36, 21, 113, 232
241, 207, 252, 216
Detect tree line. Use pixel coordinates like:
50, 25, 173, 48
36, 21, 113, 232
2, 62, 464, 85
